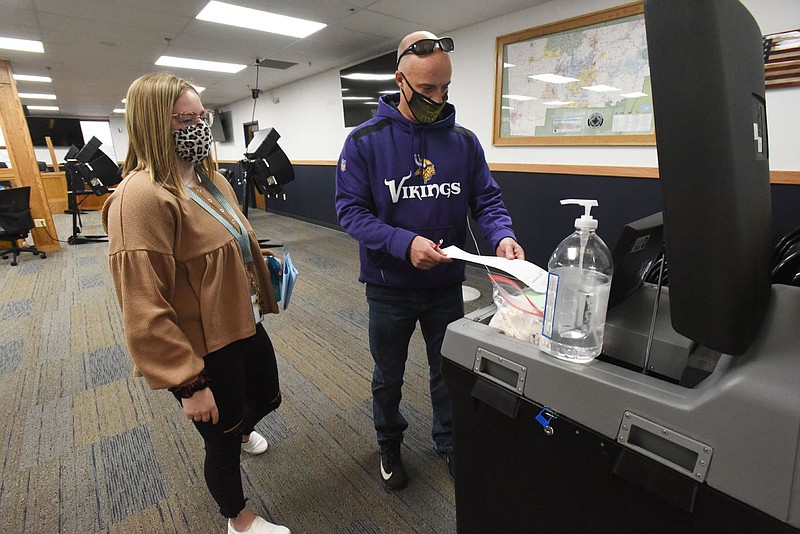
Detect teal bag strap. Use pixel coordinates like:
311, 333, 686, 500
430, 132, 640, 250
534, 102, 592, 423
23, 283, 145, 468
188, 172, 253, 265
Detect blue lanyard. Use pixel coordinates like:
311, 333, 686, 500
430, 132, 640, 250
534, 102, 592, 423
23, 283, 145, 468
187, 173, 253, 265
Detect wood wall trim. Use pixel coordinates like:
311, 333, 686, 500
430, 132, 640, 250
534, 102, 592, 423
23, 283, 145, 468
217, 159, 799, 185
488, 162, 661, 178
770, 170, 800, 184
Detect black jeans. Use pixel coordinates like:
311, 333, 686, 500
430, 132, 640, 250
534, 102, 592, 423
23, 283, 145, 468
186, 323, 282, 518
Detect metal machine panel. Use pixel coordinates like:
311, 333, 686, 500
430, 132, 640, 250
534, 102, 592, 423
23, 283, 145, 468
442, 285, 800, 527
617, 411, 713, 482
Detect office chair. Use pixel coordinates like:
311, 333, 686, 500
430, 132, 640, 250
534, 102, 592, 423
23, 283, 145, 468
772, 227, 800, 286
0, 186, 47, 266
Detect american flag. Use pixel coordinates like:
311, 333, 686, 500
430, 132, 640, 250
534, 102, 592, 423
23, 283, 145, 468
763, 29, 800, 90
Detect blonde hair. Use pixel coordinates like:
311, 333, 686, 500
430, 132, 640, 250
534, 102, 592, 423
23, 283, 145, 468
122, 72, 215, 196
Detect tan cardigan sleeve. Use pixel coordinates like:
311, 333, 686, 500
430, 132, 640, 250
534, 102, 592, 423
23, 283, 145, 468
109, 249, 204, 389
104, 178, 204, 389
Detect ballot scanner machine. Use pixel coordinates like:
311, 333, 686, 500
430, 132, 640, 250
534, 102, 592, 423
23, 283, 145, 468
441, 1, 800, 532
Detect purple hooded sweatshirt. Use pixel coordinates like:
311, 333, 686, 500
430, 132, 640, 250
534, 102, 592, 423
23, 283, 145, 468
335, 94, 517, 289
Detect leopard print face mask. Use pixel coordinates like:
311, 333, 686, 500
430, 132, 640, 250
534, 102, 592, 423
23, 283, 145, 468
172, 122, 212, 165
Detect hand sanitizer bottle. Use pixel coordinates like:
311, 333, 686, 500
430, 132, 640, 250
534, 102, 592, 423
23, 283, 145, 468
539, 199, 614, 363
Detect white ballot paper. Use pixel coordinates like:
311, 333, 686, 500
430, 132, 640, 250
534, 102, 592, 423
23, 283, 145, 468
442, 245, 548, 293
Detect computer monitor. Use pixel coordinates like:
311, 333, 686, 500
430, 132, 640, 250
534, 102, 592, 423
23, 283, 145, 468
608, 212, 664, 310
644, 0, 772, 355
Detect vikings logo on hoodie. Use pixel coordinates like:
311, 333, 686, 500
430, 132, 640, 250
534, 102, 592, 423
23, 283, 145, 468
414, 154, 435, 184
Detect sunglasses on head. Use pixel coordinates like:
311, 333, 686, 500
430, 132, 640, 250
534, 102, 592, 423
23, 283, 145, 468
396, 37, 454, 67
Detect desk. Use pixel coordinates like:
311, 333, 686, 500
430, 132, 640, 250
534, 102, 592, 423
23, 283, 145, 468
41, 171, 69, 212
1, 168, 70, 213
0, 168, 20, 187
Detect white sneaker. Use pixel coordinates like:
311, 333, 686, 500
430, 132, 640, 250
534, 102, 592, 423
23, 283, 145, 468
228, 516, 290, 534
241, 431, 269, 455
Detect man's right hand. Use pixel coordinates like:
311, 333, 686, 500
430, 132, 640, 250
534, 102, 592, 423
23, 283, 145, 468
408, 236, 452, 270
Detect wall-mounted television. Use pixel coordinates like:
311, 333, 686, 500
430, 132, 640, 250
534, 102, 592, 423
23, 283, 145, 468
26, 117, 85, 147
211, 109, 231, 142
340, 52, 397, 127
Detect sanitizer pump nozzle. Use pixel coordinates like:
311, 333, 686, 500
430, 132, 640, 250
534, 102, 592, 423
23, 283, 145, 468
560, 199, 598, 231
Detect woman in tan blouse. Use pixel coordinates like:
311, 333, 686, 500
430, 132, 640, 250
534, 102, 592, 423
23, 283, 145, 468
103, 73, 290, 534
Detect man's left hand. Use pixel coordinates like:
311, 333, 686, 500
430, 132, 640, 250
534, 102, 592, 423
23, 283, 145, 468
496, 237, 525, 260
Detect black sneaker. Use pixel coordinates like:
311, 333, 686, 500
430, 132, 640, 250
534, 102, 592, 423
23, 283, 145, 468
444, 452, 455, 481
379, 442, 408, 490
436, 449, 455, 482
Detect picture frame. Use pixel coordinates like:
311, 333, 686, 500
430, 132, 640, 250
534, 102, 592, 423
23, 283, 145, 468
493, 1, 655, 146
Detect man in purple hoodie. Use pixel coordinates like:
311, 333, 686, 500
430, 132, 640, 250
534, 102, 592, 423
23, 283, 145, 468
335, 31, 524, 490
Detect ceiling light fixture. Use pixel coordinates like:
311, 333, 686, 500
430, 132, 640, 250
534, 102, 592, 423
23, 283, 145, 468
0, 37, 44, 53
341, 73, 396, 81
13, 74, 52, 82
155, 55, 246, 73
26, 105, 59, 111
18, 92, 57, 100
196, 1, 326, 38
112, 108, 126, 113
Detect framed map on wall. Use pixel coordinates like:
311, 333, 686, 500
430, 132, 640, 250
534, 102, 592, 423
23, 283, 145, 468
494, 1, 655, 146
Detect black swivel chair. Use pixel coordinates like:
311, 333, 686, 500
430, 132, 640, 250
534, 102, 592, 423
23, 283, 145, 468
772, 226, 800, 287
0, 186, 47, 266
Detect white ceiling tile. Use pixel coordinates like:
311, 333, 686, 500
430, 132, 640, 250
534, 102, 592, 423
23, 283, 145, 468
0, 7, 39, 29
368, 0, 484, 31
0, 0, 536, 117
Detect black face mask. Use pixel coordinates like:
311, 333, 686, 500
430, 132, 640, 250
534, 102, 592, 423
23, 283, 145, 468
400, 73, 447, 124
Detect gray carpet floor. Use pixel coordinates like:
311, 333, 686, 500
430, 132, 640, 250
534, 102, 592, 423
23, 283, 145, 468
0, 208, 494, 534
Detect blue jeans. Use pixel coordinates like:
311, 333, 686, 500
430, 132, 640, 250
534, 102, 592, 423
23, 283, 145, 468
366, 283, 464, 453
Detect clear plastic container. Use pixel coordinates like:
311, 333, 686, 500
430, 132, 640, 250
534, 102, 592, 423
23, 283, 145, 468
539, 200, 613, 363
